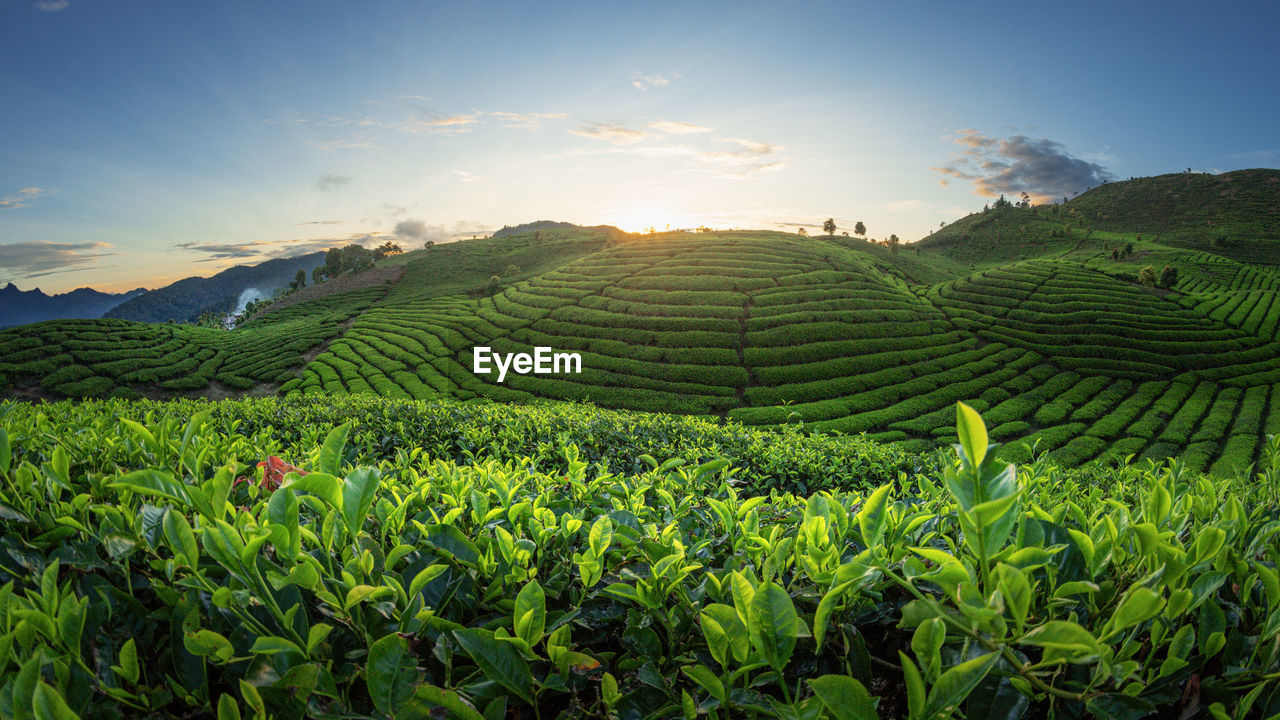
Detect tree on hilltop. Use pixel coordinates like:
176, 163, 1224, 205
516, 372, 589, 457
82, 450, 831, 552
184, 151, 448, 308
797, 227, 808, 237
854, 221, 866, 238
373, 240, 403, 259
290, 269, 307, 291
887, 234, 900, 254
823, 218, 836, 235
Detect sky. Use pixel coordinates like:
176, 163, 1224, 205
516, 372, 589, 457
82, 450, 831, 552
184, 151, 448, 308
2, 0, 1279, 294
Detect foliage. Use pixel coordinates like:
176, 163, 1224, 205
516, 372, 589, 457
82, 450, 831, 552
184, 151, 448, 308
1, 401, 1278, 719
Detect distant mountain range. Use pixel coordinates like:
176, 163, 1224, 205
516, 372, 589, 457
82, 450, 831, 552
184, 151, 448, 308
0, 283, 147, 328
105, 252, 327, 323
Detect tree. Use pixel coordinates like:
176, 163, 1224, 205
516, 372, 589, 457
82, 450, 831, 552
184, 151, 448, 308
854, 221, 866, 238
1123, 242, 1134, 257
290, 269, 307, 291
424, 240, 436, 250
797, 227, 808, 237
373, 240, 403, 259
1159, 265, 1178, 288
312, 266, 326, 284
487, 274, 501, 296
823, 218, 836, 235
887, 234, 900, 254
1111, 248, 1119, 260
1139, 265, 1156, 288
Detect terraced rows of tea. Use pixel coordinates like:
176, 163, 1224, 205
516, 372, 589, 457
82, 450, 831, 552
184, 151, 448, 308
9, 180, 1280, 475
257, 230, 1280, 475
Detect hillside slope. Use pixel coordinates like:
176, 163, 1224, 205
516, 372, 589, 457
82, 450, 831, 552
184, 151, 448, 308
5, 170, 1280, 474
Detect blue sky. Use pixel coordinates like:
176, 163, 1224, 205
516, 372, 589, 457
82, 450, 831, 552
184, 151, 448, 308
2, 0, 1278, 293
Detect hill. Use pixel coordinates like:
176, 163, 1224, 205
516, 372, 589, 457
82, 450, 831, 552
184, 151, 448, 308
5, 171, 1280, 474
104, 251, 326, 323
0, 282, 146, 327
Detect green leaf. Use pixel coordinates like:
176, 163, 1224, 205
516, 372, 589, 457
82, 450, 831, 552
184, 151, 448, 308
341, 467, 381, 538
410, 684, 486, 720
216, 694, 242, 720
249, 636, 305, 656
162, 508, 199, 565
1109, 587, 1165, 634
367, 634, 419, 714
922, 651, 999, 720
955, 402, 988, 468
0, 427, 10, 474
682, 665, 725, 703
318, 422, 351, 475
1019, 620, 1102, 661
995, 563, 1031, 632
899, 652, 925, 720
113, 637, 140, 684
184, 629, 235, 663
749, 580, 798, 671
282, 471, 343, 511
702, 603, 749, 664
32, 681, 81, 720
856, 484, 892, 550
588, 515, 612, 557
453, 628, 535, 707
808, 675, 879, 720
513, 580, 546, 647
420, 523, 481, 567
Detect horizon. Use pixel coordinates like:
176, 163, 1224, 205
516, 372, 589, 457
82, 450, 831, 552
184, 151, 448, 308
3, 0, 1279, 294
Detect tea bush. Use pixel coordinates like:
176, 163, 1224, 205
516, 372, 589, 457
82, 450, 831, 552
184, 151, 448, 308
1, 398, 1278, 718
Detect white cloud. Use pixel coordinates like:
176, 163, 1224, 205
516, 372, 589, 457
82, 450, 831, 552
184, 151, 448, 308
454, 170, 481, 183
649, 120, 713, 134
0, 187, 54, 210
399, 112, 482, 134
569, 122, 652, 145
631, 72, 680, 91
34, 0, 69, 11
488, 111, 568, 129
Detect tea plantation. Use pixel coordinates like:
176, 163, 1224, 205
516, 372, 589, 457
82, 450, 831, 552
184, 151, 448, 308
6, 171, 1280, 476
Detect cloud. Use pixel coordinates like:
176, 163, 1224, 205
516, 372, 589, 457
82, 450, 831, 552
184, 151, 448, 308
707, 137, 780, 158
173, 241, 274, 260
400, 113, 482, 134
394, 219, 453, 244
34, 0, 69, 11
0, 187, 54, 211
569, 122, 652, 145
488, 111, 567, 129
297, 220, 344, 226
453, 170, 481, 183
631, 72, 679, 91
0, 240, 111, 280
313, 174, 352, 192
174, 233, 392, 263
649, 120, 713, 135
933, 130, 1115, 203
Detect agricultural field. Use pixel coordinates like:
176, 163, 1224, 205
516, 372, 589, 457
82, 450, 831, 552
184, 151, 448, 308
1, 396, 1278, 718
6, 172, 1280, 476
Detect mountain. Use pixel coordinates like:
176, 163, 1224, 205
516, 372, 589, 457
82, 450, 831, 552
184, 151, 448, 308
0, 283, 146, 328
5, 172, 1280, 475
104, 252, 326, 323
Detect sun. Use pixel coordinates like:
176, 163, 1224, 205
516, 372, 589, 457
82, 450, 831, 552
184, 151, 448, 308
602, 208, 704, 234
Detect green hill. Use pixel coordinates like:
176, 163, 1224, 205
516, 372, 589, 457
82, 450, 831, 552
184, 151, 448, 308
6, 170, 1280, 474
